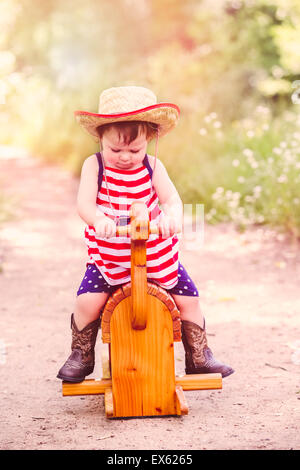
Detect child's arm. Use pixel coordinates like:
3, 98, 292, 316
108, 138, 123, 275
150, 156, 183, 238
77, 155, 116, 237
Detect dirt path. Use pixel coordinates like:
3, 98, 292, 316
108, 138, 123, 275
0, 153, 299, 450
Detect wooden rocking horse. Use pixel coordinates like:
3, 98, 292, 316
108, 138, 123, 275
62, 201, 222, 418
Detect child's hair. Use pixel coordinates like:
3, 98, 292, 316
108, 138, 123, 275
96, 121, 158, 144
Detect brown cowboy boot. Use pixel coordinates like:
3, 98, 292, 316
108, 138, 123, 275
57, 314, 100, 383
181, 319, 234, 378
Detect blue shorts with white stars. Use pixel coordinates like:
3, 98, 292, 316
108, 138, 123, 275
77, 262, 199, 297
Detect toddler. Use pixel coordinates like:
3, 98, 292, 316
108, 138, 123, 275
57, 86, 234, 383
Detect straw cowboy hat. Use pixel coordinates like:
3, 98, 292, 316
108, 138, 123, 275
74, 86, 180, 141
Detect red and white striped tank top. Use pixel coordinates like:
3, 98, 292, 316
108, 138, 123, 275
84, 154, 179, 289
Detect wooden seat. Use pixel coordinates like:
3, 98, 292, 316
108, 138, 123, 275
101, 281, 181, 343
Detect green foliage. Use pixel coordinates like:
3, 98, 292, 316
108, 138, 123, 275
202, 110, 300, 236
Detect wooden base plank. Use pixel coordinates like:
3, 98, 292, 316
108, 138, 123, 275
62, 378, 111, 396
177, 373, 222, 391
62, 373, 222, 397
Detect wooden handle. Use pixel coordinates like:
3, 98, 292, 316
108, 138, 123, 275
129, 202, 149, 330
116, 224, 180, 237
116, 224, 158, 237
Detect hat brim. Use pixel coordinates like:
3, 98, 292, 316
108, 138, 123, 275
74, 103, 180, 141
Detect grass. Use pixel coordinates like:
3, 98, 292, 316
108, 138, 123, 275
158, 106, 300, 238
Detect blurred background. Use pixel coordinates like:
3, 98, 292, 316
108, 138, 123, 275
1, 0, 300, 235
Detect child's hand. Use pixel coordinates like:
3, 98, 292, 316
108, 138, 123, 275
158, 215, 181, 239
94, 216, 117, 238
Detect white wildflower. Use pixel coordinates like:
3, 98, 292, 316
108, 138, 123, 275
271, 65, 284, 78
237, 176, 245, 183
277, 174, 287, 183
246, 130, 255, 138
243, 148, 254, 158
283, 150, 293, 161
212, 188, 224, 200
256, 105, 270, 114
253, 185, 262, 195
232, 159, 240, 167
213, 121, 222, 128
228, 200, 239, 208
199, 128, 207, 135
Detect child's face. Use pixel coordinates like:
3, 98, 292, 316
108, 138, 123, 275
101, 126, 148, 170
